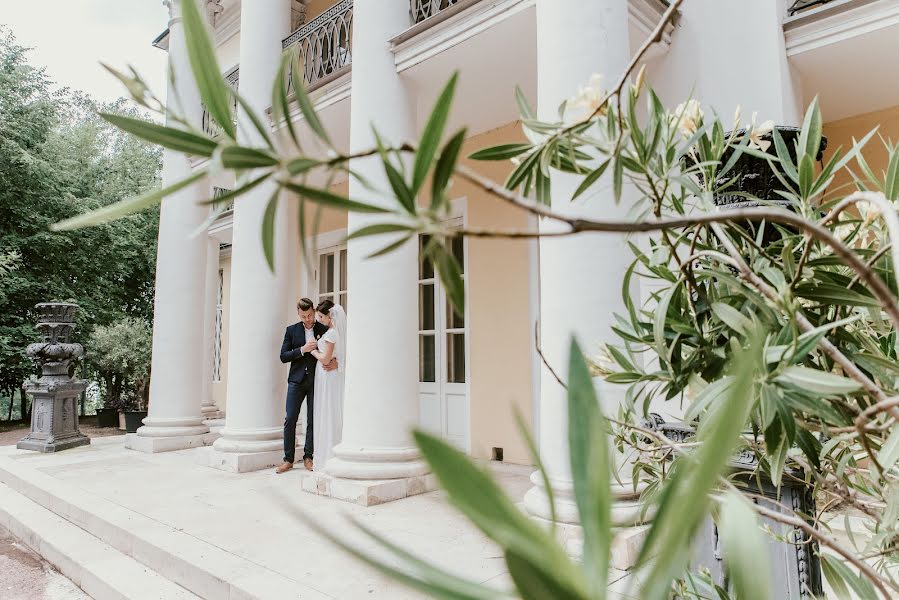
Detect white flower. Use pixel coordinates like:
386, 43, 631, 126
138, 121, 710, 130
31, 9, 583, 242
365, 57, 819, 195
732, 105, 742, 130
746, 112, 775, 152
567, 73, 608, 119
672, 99, 703, 137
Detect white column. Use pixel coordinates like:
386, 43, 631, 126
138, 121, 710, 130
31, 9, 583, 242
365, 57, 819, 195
126, 0, 210, 453
201, 237, 222, 421
303, 0, 434, 505
523, 0, 641, 552
207, 0, 293, 472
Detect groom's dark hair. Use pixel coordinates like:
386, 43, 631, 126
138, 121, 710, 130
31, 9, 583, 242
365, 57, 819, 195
297, 298, 314, 312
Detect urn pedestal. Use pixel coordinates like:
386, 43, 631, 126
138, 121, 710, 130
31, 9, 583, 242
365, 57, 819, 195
16, 303, 90, 453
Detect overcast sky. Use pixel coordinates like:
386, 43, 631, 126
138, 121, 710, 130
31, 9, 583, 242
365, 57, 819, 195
1, 0, 170, 103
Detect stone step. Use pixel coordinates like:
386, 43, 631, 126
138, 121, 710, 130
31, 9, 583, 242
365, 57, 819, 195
0, 455, 331, 600
0, 480, 199, 600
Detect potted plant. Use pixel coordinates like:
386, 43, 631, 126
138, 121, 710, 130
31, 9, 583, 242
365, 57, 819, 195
87, 317, 152, 432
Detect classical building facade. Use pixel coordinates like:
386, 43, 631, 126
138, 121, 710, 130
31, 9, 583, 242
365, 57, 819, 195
133, 0, 899, 511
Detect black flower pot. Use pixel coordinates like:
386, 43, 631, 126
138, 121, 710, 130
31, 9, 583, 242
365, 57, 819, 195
123, 410, 147, 433
96, 407, 119, 428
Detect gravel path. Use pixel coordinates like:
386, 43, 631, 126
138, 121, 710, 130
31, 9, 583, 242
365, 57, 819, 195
0, 526, 90, 600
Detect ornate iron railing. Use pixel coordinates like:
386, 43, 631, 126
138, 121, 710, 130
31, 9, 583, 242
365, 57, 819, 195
410, 0, 464, 24
201, 67, 239, 138
282, 0, 353, 93
212, 186, 234, 212
787, 0, 836, 15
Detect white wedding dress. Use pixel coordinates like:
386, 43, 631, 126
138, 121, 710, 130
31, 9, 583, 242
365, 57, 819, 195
312, 307, 345, 469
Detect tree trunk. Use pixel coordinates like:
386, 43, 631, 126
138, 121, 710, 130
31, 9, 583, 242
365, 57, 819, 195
19, 387, 28, 423
6, 392, 13, 421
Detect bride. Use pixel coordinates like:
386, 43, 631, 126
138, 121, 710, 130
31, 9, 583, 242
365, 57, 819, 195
309, 299, 346, 470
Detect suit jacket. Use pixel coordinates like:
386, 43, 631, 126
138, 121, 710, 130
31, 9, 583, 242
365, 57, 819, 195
280, 322, 328, 384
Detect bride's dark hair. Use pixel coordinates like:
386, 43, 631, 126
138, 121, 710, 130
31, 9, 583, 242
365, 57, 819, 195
315, 299, 335, 316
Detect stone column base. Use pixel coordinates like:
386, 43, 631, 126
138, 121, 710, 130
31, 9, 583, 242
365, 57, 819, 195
299, 471, 437, 506
124, 433, 207, 453
200, 447, 284, 473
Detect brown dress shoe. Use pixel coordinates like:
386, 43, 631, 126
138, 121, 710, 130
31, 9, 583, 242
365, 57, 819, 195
303, 457, 314, 471
275, 462, 293, 474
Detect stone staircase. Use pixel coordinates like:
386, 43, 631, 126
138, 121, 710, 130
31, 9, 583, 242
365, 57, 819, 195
0, 452, 330, 600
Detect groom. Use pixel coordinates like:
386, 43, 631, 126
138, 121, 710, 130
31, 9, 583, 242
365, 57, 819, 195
276, 298, 337, 474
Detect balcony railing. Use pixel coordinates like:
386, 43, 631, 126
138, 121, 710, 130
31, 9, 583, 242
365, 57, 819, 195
410, 0, 464, 24
213, 186, 234, 212
201, 66, 239, 138
787, 0, 836, 15
282, 0, 353, 93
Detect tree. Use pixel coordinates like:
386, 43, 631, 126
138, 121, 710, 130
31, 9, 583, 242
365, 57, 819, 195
0, 27, 160, 417
87, 317, 152, 411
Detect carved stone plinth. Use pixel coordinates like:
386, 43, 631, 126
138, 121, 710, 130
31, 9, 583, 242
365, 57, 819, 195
17, 303, 90, 453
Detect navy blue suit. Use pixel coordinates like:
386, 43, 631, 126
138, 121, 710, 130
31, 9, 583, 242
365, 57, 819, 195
280, 321, 327, 463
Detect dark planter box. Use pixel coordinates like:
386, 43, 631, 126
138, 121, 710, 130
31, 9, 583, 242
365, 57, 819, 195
95, 407, 119, 428
123, 410, 147, 433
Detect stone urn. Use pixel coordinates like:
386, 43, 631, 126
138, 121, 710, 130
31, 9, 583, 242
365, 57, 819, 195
16, 303, 90, 452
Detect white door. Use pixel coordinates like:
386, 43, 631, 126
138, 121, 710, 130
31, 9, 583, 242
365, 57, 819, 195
316, 245, 348, 311
418, 232, 469, 451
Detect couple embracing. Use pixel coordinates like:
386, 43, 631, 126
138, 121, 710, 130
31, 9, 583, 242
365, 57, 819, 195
275, 297, 346, 474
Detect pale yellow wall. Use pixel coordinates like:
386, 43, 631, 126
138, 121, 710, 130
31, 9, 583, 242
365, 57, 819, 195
213, 252, 232, 412
305, 0, 338, 21
823, 104, 899, 195
454, 122, 534, 465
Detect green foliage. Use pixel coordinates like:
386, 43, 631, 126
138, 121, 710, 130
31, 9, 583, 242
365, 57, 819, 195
87, 317, 152, 410
0, 27, 160, 403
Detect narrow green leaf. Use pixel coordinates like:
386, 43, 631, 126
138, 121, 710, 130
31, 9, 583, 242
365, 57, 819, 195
637, 342, 758, 599
199, 172, 270, 205
291, 54, 331, 146
432, 128, 467, 209
515, 85, 535, 120
285, 157, 321, 176
772, 127, 798, 183
821, 555, 878, 600
345, 222, 416, 241
711, 303, 751, 335
775, 366, 861, 396
282, 182, 391, 214
383, 158, 416, 214
413, 72, 459, 195
52, 170, 206, 231
366, 235, 413, 259
412, 430, 587, 595
100, 112, 217, 156
286, 505, 506, 600
261, 189, 280, 271
884, 144, 899, 200
220, 145, 279, 169
181, 0, 235, 138
504, 549, 586, 600
798, 96, 823, 161
572, 159, 611, 200
234, 92, 275, 149
469, 143, 532, 161
429, 242, 465, 316
719, 491, 772, 600
567, 339, 611, 595
274, 52, 302, 150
